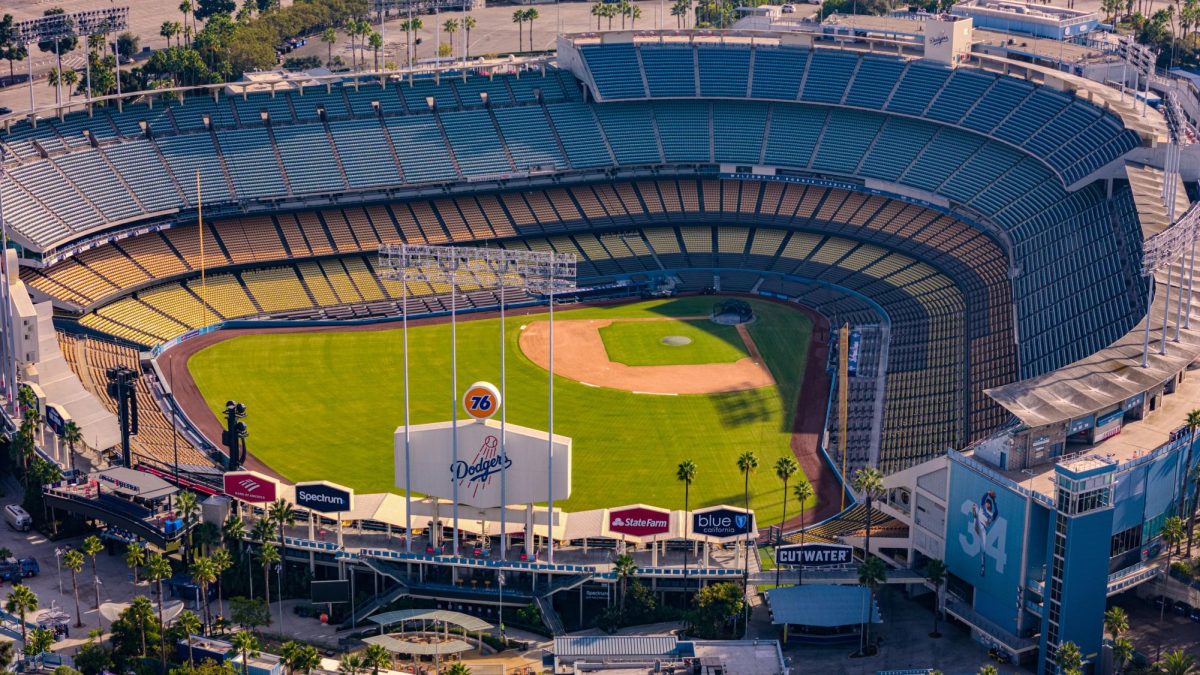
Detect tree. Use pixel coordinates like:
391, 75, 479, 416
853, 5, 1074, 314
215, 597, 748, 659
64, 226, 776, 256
25, 627, 56, 660
229, 597, 270, 631
1055, 640, 1084, 674
281, 642, 321, 675
223, 513, 246, 552
195, 0, 238, 22
259, 543, 279, 609
321, 27, 336, 66
195, 522, 221, 557
177, 491, 201, 561
37, 8, 79, 106
1161, 648, 1197, 675
592, 2, 605, 29
523, 9, 539, 52
60, 68, 77, 100
628, 4, 643, 29
1162, 515, 1187, 620
1113, 637, 1134, 675
161, 21, 179, 49
512, 10, 524, 55
64, 550, 84, 628
127, 595, 156, 657
180, 1, 194, 43
126, 543, 145, 588
363, 644, 390, 675
792, 480, 814, 584
81, 535, 103, 627
231, 630, 259, 675
978, 667, 998, 675
736, 450, 758, 614
59, 420, 82, 473
369, 31, 382, 71
145, 553, 173, 670
5, 584, 38, 649
857, 556, 886, 652
1104, 606, 1128, 641
689, 582, 745, 639
0, 15, 29, 83
773, 455, 799, 587
676, 459, 697, 584
211, 548, 233, 622
925, 559, 947, 638
852, 467, 884, 559
73, 639, 112, 675
445, 664, 471, 675
267, 498, 295, 590
463, 16, 476, 59
116, 32, 139, 60
176, 610, 202, 666
251, 518, 274, 546
613, 553, 636, 614
191, 556, 218, 633
1103, 0, 1126, 21
443, 19, 457, 62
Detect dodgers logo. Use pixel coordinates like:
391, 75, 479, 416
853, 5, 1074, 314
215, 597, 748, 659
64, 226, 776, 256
450, 435, 513, 499
959, 490, 1007, 577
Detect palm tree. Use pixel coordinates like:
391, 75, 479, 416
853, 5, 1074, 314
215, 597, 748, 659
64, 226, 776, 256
125, 543, 145, 588
281, 642, 303, 675
792, 479, 814, 585
463, 16, 476, 60
369, 32, 383, 71
442, 19, 457, 62
160, 21, 177, 49
232, 630, 259, 675
60, 420, 82, 473
145, 553, 173, 670
524, 9, 539, 51
736, 450, 758, 601
676, 459, 697, 584
321, 27, 337, 67
628, 5, 643, 29
61, 69, 77, 101
978, 666, 998, 675
191, 556, 217, 633
212, 548, 233, 622
1162, 515, 1187, 618
925, 559, 947, 638
857, 556, 886, 652
63, 550, 84, 628
852, 467, 884, 559
592, 2, 605, 29
268, 498, 295, 595
446, 664, 472, 675
223, 513, 246, 554
1183, 410, 1200, 526
179, 1, 193, 42
82, 535, 103, 621
773, 456, 799, 587
1113, 637, 1134, 675
1104, 606, 1128, 641
364, 644, 391, 675
260, 542, 280, 609
5, 584, 38, 649
1190, 460, 1200, 558
613, 552, 637, 614
1055, 640, 1083, 675
177, 610, 202, 666
251, 517, 274, 546
177, 491, 200, 561
128, 595, 156, 656
293, 644, 321, 674
512, 10, 524, 54
339, 653, 364, 675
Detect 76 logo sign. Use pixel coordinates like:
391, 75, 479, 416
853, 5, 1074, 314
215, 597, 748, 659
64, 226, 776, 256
462, 382, 502, 420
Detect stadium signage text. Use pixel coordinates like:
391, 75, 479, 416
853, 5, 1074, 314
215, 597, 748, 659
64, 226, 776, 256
775, 543, 853, 567
98, 473, 141, 494
223, 471, 278, 503
450, 451, 513, 485
295, 481, 354, 513
692, 508, 755, 537
609, 506, 671, 537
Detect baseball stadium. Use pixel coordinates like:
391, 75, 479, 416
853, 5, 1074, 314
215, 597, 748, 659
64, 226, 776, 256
4, 12, 1200, 673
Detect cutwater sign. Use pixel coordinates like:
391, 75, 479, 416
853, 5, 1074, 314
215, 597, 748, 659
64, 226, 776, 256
692, 508, 754, 537
295, 481, 354, 513
775, 543, 853, 567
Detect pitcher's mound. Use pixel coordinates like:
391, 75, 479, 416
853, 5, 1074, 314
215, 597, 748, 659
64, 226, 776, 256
661, 336, 693, 346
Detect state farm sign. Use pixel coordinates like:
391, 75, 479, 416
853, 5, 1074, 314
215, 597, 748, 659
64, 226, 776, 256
223, 471, 278, 503
608, 506, 671, 537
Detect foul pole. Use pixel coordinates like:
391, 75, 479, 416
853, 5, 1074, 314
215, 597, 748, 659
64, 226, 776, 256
839, 324, 849, 511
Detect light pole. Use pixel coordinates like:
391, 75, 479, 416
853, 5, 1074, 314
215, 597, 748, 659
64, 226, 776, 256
54, 547, 63, 596
498, 571, 505, 646
275, 563, 283, 630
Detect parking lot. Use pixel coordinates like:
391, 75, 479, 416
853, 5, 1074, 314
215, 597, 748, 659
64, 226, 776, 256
1110, 590, 1200, 661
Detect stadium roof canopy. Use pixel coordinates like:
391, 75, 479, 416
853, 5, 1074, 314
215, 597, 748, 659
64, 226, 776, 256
367, 609, 492, 632
765, 585, 881, 627
553, 635, 681, 658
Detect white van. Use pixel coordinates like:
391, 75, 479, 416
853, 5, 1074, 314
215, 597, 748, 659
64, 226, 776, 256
4, 504, 31, 531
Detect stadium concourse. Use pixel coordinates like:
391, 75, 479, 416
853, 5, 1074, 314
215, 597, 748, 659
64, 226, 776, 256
3, 14, 1200, 671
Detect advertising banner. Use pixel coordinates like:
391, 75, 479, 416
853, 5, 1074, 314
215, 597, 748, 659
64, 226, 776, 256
692, 507, 755, 538
395, 418, 571, 508
223, 470, 279, 503
295, 481, 354, 513
775, 543, 853, 567
847, 331, 862, 376
608, 505, 671, 537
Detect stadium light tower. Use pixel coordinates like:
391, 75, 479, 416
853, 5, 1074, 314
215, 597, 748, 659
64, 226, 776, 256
379, 244, 575, 562
12, 8, 128, 113
223, 401, 248, 471
105, 366, 139, 467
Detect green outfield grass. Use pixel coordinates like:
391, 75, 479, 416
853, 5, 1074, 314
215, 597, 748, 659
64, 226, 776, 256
187, 297, 816, 524
599, 319, 749, 366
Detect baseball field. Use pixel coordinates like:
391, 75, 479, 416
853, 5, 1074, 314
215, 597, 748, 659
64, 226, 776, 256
185, 296, 818, 525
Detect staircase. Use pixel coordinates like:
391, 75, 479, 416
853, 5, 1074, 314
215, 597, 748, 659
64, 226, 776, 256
535, 595, 565, 636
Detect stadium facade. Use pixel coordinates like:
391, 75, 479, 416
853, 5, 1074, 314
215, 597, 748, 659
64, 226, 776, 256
2, 16, 1199, 672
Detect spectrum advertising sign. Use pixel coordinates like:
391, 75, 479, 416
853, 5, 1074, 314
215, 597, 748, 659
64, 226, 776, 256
395, 418, 571, 508
295, 481, 354, 513
608, 505, 672, 538
223, 470, 279, 503
692, 506, 755, 538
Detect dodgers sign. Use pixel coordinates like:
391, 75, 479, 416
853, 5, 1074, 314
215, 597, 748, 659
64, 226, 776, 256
775, 543, 852, 567
692, 507, 754, 537
295, 481, 354, 513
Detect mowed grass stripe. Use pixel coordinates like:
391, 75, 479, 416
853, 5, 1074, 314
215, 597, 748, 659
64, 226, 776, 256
187, 297, 815, 524
599, 319, 749, 366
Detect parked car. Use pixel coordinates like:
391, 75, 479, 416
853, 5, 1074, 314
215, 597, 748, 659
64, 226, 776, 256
4, 504, 31, 531
0, 106, 11, 115
781, 4, 796, 12
1189, 606, 1200, 622
1173, 600, 1191, 616
0, 557, 39, 581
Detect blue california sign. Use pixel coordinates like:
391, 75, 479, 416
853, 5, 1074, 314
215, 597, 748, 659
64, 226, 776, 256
692, 508, 754, 537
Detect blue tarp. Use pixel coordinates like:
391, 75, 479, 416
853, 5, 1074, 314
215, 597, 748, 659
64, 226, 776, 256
765, 585, 882, 627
